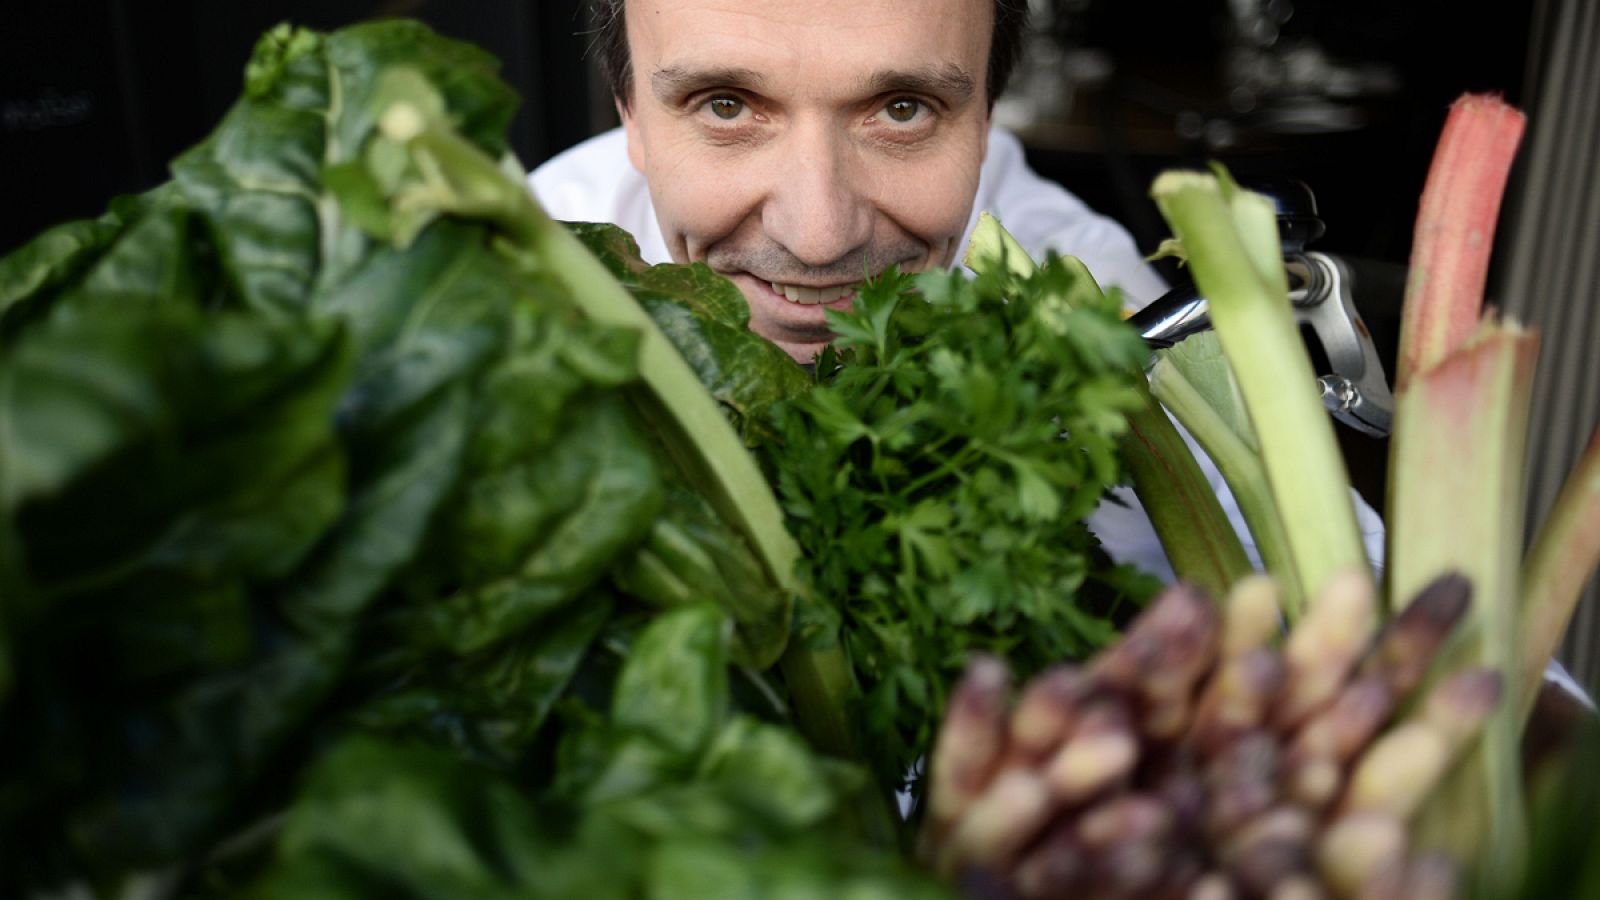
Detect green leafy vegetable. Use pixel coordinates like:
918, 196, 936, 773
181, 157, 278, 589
0, 19, 800, 890
568, 222, 811, 447
763, 256, 1158, 791
255, 610, 946, 899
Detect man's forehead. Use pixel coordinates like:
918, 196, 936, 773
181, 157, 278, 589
625, 0, 993, 93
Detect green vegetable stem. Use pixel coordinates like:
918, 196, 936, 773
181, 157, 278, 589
1149, 167, 1369, 618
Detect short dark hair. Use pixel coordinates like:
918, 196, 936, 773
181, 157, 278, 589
589, 0, 1029, 110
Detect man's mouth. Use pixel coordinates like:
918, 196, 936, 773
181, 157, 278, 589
767, 281, 858, 305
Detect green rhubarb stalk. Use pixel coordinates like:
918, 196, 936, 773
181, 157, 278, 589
1518, 423, 1600, 720
1149, 347, 1301, 614
1150, 168, 1368, 611
964, 212, 1252, 599
1396, 324, 1537, 895
1394, 94, 1526, 391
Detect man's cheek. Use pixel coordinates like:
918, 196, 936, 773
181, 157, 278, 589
654, 160, 758, 256
876, 155, 982, 242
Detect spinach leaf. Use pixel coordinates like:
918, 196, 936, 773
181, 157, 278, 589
256, 736, 562, 900
611, 605, 730, 758
253, 730, 948, 900
397, 393, 662, 656
350, 591, 617, 769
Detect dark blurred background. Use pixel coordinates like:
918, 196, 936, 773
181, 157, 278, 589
5, 0, 1599, 691
999, 0, 1533, 271
0, 0, 606, 254
0, 0, 1534, 260
3, 0, 1518, 501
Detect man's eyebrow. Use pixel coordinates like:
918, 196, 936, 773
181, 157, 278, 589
651, 65, 768, 101
859, 65, 977, 102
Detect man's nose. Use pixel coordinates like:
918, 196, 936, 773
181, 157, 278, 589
760, 122, 874, 270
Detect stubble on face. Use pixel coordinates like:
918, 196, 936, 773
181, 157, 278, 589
619, 0, 993, 362
700, 239, 926, 342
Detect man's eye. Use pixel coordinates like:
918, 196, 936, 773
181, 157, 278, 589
706, 96, 745, 120
883, 98, 923, 124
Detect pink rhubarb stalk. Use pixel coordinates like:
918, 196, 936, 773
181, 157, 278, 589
1394, 94, 1526, 391
1386, 92, 1530, 896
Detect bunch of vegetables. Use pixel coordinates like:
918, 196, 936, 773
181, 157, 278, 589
923, 572, 1499, 897
0, 20, 1159, 896
924, 94, 1600, 898
5, 17, 1597, 900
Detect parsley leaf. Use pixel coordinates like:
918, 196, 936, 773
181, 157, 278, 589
760, 260, 1157, 792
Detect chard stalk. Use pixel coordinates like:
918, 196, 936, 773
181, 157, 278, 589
376, 96, 799, 600
1150, 170, 1368, 610
1517, 423, 1600, 720
1396, 324, 1537, 894
965, 212, 1252, 599
1394, 95, 1526, 390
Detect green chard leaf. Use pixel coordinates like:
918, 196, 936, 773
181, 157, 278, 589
612, 605, 731, 759
613, 480, 794, 670
0, 196, 150, 340
568, 222, 811, 445
0, 20, 684, 886
258, 736, 554, 900
0, 16, 1139, 892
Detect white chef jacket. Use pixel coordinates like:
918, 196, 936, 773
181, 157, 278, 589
526, 125, 1388, 584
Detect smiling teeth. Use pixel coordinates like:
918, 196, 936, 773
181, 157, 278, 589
770, 281, 855, 305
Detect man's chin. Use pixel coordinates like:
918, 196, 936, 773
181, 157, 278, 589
766, 334, 833, 365
749, 314, 835, 364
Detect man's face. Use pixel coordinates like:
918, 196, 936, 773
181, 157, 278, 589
619, 0, 993, 362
